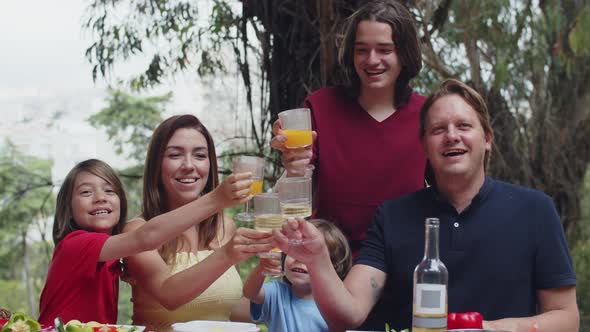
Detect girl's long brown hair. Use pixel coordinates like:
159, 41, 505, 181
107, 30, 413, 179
142, 115, 222, 263
53, 159, 128, 245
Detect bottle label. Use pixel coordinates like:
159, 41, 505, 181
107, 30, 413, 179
414, 283, 446, 315
412, 316, 447, 329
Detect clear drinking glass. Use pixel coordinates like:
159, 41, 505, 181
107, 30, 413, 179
233, 155, 265, 223
278, 108, 313, 149
303, 164, 314, 178
253, 193, 284, 277
277, 176, 312, 245
277, 177, 312, 219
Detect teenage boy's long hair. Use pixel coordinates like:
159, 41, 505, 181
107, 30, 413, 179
337, 0, 422, 108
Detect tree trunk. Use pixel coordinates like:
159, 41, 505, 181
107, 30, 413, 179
245, 0, 358, 119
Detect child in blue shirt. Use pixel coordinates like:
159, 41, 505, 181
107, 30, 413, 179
243, 219, 352, 332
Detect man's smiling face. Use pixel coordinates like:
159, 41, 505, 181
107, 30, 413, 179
422, 94, 492, 181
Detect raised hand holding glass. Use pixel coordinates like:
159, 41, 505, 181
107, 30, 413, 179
277, 177, 312, 245
233, 156, 265, 223
253, 193, 284, 277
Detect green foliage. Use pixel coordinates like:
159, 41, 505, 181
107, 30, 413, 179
0, 242, 54, 317
0, 143, 54, 316
117, 281, 133, 325
0, 141, 54, 216
573, 240, 590, 328
572, 168, 590, 329
0, 140, 55, 280
0, 280, 28, 314
384, 322, 409, 332
0, 233, 22, 280
568, 6, 590, 57
117, 164, 144, 219
84, 0, 241, 89
197, 0, 240, 77
492, 56, 509, 92
88, 88, 168, 163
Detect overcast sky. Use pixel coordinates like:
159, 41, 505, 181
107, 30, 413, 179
0, 0, 251, 183
0, 0, 99, 91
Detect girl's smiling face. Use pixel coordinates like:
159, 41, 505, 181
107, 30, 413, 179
71, 171, 120, 234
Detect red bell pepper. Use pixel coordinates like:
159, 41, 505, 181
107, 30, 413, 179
447, 312, 483, 329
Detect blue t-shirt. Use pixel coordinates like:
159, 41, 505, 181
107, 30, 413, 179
250, 280, 328, 332
356, 177, 576, 331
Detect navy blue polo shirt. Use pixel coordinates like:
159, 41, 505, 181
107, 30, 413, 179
356, 177, 576, 331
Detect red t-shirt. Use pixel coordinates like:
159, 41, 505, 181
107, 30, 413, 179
38, 230, 120, 325
304, 87, 427, 254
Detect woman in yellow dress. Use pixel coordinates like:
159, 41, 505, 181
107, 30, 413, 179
123, 115, 273, 331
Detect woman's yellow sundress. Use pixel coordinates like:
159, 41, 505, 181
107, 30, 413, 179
130, 251, 243, 332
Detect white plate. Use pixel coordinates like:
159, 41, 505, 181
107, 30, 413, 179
172, 320, 259, 332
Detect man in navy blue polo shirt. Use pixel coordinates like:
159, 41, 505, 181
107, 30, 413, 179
275, 79, 579, 332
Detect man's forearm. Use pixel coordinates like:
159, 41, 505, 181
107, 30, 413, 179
308, 252, 365, 331
485, 308, 579, 332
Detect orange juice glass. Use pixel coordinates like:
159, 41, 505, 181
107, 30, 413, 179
282, 129, 313, 148
232, 156, 265, 223
279, 108, 312, 149
250, 179, 264, 195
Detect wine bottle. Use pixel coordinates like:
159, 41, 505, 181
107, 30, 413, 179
412, 218, 448, 332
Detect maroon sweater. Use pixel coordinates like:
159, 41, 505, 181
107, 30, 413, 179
304, 87, 426, 254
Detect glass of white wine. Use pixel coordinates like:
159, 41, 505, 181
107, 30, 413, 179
277, 177, 312, 245
253, 193, 284, 277
233, 155, 265, 223
277, 177, 312, 218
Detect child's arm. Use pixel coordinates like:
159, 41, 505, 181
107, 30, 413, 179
229, 297, 253, 322
242, 262, 267, 304
243, 257, 282, 304
123, 219, 274, 310
98, 172, 252, 262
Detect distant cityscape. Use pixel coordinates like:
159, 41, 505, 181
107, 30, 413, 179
0, 77, 253, 184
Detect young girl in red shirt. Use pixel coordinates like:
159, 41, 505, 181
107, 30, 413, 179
38, 158, 270, 325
